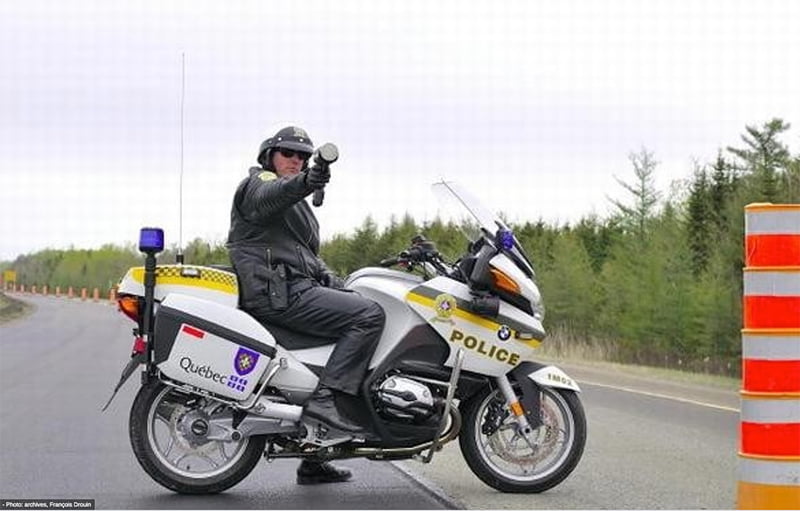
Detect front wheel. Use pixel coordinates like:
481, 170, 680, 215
459, 385, 586, 493
129, 382, 266, 494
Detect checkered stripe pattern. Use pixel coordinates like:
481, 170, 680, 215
155, 266, 238, 288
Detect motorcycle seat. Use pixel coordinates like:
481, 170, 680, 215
205, 264, 338, 349
261, 322, 338, 350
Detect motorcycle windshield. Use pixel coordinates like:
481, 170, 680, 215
431, 181, 535, 277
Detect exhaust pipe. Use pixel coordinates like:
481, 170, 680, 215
353, 405, 462, 460
251, 397, 303, 422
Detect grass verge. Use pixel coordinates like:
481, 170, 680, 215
0, 292, 33, 324
535, 329, 740, 391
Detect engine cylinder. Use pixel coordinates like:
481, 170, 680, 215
376, 376, 437, 422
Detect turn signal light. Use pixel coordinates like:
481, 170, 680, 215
490, 267, 521, 295
117, 295, 140, 323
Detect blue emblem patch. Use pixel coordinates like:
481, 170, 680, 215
228, 375, 248, 393
234, 347, 260, 376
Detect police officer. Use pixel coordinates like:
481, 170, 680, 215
227, 126, 386, 485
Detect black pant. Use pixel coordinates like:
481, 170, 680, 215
250, 282, 385, 396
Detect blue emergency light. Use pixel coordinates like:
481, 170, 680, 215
497, 228, 515, 251
138, 227, 164, 254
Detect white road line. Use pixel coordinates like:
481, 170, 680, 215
579, 379, 740, 413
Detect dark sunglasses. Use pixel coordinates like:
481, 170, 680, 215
277, 148, 311, 160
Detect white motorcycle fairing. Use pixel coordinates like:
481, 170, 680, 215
527, 365, 581, 392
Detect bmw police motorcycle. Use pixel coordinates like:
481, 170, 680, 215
106, 180, 586, 494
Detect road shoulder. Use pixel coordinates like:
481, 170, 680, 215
0, 292, 34, 324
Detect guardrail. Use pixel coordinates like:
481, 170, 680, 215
2, 282, 117, 304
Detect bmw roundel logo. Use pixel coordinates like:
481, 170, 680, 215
497, 325, 512, 341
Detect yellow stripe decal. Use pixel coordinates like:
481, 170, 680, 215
132, 267, 237, 295
407, 292, 541, 348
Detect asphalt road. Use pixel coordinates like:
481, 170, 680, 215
402, 361, 740, 509
0, 295, 454, 510
1, 294, 741, 509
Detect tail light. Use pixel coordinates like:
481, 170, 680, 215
117, 295, 141, 323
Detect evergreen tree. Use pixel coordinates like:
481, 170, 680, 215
708, 151, 733, 232
374, 214, 419, 262
421, 218, 464, 263
538, 232, 600, 337
572, 215, 621, 274
513, 219, 560, 272
609, 148, 661, 241
727, 118, 791, 201
782, 156, 800, 202
319, 234, 352, 276
686, 167, 711, 275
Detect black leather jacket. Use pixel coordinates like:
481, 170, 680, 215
227, 167, 337, 311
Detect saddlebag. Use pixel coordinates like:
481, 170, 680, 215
153, 293, 277, 400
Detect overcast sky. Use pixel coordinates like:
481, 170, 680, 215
1, 0, 798, 261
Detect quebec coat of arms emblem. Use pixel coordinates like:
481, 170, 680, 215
234, 347, 260, 376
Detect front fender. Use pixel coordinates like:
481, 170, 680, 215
510, 361, 581, 393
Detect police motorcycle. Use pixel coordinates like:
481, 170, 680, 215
105, 177, 586, 495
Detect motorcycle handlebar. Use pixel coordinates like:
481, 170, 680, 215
380, 250, 411, 267
379, 257, 399, 267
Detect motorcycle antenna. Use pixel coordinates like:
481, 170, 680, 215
176, 52, 186, 264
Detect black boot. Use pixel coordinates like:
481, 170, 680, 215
296, 460, 352, 485
303, 385, 365, 433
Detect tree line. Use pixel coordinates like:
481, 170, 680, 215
3, 119, 797, 376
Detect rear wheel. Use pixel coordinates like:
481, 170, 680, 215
459, 385, 586, 493
129, 382, 266, 494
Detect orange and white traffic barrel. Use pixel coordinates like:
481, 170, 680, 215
738, 203, 800, 510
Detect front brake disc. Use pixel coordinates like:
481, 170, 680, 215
487, 402, 560, 466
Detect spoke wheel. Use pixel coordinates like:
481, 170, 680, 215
459, 385, 586, 493
129, 382, 266, 494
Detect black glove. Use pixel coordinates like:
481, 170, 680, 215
321, 271, 345, 289
304, 164, 330, 190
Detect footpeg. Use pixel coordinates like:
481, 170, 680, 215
302, 418, 356, 447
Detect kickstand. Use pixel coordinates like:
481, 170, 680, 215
101, 353, 145, 412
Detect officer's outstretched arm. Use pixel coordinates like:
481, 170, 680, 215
240, 171, 314, 222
